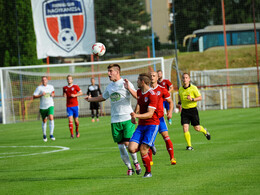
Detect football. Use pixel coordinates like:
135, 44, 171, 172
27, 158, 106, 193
174, 108, 179, 113
92, 42, 106, 56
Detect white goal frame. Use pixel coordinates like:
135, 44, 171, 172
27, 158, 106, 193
0, 57, 171, 124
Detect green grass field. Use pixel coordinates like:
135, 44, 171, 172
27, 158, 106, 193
0, 108, 260, 194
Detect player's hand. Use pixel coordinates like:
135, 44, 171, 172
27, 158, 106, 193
187, 95, 192, 101
84, 95, 91, 102
123, 79, 129, 90
167, 112, 172, 120
42, 92, 46, 96
71, 94, 77, 97
130, 112, 137, 124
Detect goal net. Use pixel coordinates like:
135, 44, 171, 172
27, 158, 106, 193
0, 57, 173, 124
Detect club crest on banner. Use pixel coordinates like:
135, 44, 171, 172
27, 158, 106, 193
43, 0, 86, 52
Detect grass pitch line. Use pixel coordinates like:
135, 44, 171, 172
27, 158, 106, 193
0, 146, 70, 159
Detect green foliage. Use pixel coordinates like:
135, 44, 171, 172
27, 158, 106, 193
94, 0, 151, 54
170, 0, 260, 46
0, 0, 42, 67
0, 108, 260, 194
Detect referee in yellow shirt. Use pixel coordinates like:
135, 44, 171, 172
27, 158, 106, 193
178, 73, 211, 150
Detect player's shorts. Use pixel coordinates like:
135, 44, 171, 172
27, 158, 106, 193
163, 100, 170, 110
39, 106, 54, 120
130, 125, 159, 147
181, 107, 200, 126
67, 106, 79, 118
111, 120, 135, 143
158, 117, 168, 133
90, 102, 100, 110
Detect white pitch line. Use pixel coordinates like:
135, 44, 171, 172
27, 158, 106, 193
0, 146, 70, 159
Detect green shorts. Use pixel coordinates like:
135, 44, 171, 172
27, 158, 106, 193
111, 120, 135, 143
39, 106, 54, 120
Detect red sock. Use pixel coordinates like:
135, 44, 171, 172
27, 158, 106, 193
75, 121, 79, 133
142, 154, 151, 173
164, 136, 174, 159
148, 148, 153, 162
69, 122, 74, 135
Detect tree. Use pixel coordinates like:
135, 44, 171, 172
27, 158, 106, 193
169, 0, 260, 49
94, 0, 151, 55
0, 0, 41, 67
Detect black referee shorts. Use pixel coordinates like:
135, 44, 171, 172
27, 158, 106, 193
90, 102, 100, 110
181, 107, 200, 126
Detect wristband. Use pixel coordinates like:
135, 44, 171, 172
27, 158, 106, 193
192, 98, 194, 101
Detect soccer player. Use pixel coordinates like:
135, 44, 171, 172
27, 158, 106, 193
87, 78, 102, 122
178, 73, 211, 150
63, 75, 83, 138
150, 71, 176, 165
128, 73, 159, 178
85, 64, 142, 176
157, 70, 174, 125
33, 76, 55, 142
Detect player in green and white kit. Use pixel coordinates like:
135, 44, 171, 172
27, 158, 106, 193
33, 76, 55, 142
85, 64, 142, 176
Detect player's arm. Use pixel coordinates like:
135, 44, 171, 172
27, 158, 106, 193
85, 95, 105, 102
33, 93, 44, 99
166, 97, 173, 119
130, 104, 140, 124
51, 91, 55, 97
176, 94, 181, 108
187, 88, 202, 102
33, 88, 45, 99
168, 85, 174, 93
124, 79, 137, 99
134, 107, 155, 119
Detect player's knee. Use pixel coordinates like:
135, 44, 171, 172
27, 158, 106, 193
194, 125, 201, 131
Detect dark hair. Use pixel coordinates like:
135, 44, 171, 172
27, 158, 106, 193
42, 76, 47, 80
107, 64, 121, 73
139, 73, 151, 85
157, 70, 162, 73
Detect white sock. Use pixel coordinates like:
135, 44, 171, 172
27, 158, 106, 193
126, 145, 138, 164
49, 120, 54, 135
42, 122, 47, 136
118, 144, 132, 169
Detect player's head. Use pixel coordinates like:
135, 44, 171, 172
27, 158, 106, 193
182, 73, 190, 85
67, 75, 73, 85
137, 73, 151, 88
157, 70, 163, 80
150, 71, 158, 85
41, 76, 48, 86
91, 77, 95, 85
107, 64, 121, 82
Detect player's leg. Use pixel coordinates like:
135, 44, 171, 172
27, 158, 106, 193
123, 120, 141, 174
163, 101, 172, 125
111, 122, 133, 175
73, 106, 80, 138
161, 131, 176, 165
40, 109, 48, 142
181, 109, 193, 150
191, 108, 211, 140
183, 124, 192, 150
122, 120, 142, 175
48, 106, 55, 140
141, 125, 159, 178
96, 108, 99, 122
67, 107, 74, 138
140, 144, 151, 178
91, 109, 95, 122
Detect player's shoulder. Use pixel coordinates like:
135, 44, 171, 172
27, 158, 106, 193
190, 84, 198, 89
148, 89, 156, 95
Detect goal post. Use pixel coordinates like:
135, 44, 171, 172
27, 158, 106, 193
0, 57, 173, 124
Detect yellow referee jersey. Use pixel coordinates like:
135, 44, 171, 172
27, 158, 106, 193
179, 84, 201, 109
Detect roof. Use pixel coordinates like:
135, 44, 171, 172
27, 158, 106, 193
193, 23, 260, 34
